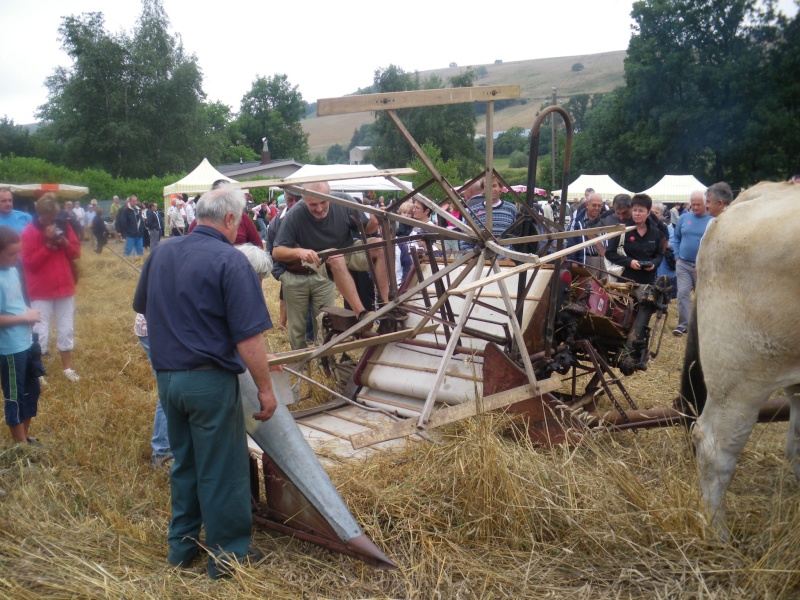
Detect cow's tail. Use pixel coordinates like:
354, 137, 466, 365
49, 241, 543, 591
677, 301, 706, 425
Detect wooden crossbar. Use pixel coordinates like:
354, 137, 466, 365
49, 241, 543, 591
240, 168, 417, 190
350, 375, 562, 449
317, 85, 521, 116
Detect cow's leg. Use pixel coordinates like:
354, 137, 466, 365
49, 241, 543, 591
785, 385, 800, 481
693, 388, 766, 540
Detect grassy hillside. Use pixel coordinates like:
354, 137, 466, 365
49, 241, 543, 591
302, 50, 626, 157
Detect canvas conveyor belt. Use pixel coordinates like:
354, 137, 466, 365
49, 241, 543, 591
258, 265, 554, 461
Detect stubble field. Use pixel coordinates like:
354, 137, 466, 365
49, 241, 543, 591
0, 243, 798, 599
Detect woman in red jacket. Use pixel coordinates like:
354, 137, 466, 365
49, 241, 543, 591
21, 194, 81, 382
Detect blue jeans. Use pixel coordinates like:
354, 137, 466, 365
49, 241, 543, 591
138, 335, 171, 462
124, 236, 144, 256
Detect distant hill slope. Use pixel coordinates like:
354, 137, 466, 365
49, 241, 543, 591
302, 50, 626, 157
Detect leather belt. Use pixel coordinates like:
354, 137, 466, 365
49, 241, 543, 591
190, 364, 218, 371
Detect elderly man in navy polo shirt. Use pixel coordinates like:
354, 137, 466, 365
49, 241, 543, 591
133, 185, 279, 578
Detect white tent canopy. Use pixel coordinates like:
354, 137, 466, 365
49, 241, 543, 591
288, 164, 412, 192
2, 182, 89, 199
638, 175, 707, 203
162, 158, 235, 197
566, 174, 633, 201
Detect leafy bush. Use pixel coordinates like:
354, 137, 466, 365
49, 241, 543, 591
509, 150, 528, 169
0, 155, 181, 203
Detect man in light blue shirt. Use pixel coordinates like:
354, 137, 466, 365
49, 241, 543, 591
673, 191, 713, 336
0, 188, 32, 234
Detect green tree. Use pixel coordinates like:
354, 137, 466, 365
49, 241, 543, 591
563, 93, 603, 134
348, 123, 375, 150
572, 0, 786, 190
126, 0, 206, 176
367, 65, 421, 168
38, 0, 206, 178
508, 150, 528, 169
750, 9, 800, 179
199, 101, 258, 164
236, 74, 309, 160
306, 154, 328, 165
408, 142, 462, 202
0, 118, 33, 157
326, 144, 349, 164
493, 127, 529, 157
368, 65, 480, 169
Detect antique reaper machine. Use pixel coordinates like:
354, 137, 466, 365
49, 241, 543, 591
235, 85, 707, 570
260, 86, 676, 446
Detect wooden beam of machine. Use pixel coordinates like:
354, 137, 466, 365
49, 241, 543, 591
385, 110, 485, 238
450, 227, 635, 295
267, 325, 437, 366
350, 376, 562, 449
317, 85, 521, 116
410, 255, 481, 337
494, 223, 626, 246
240, 168, 417, 190
491, 260, 541, 394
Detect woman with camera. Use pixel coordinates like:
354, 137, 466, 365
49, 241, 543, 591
605, 193, 664, 285
21, 194, 81, 382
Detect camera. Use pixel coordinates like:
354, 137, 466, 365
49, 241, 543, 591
638, 260, 654, 269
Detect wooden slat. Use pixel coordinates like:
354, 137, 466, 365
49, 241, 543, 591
364, 359, 484, 382
267, 325, 437, 366
350, 376, 562, 448
317, 86, 521, 116
450, 227, 635, 295
241, 168, 417, 190
494, 223, 626, 246
356, 393, 423, 413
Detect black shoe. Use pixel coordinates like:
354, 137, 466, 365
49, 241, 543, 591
26, 436, 42, 446
243, 546, 266, 565
209, 546, 266, 579
167, 549, 199, 569
672, 326, 687, 337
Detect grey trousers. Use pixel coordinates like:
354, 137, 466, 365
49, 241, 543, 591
148, 229, 161, 249
676, 259, 696, 329
280, 271, 336, 351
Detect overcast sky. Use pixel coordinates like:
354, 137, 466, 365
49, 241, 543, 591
2, 0, 798, 125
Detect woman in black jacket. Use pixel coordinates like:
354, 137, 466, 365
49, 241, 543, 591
606, 193, 663, 285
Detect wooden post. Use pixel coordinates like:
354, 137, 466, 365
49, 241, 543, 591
485, 100, 494, 240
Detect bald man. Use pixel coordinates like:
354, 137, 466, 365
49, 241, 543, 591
673, 190, 713, 336
272, 182, 398, 349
